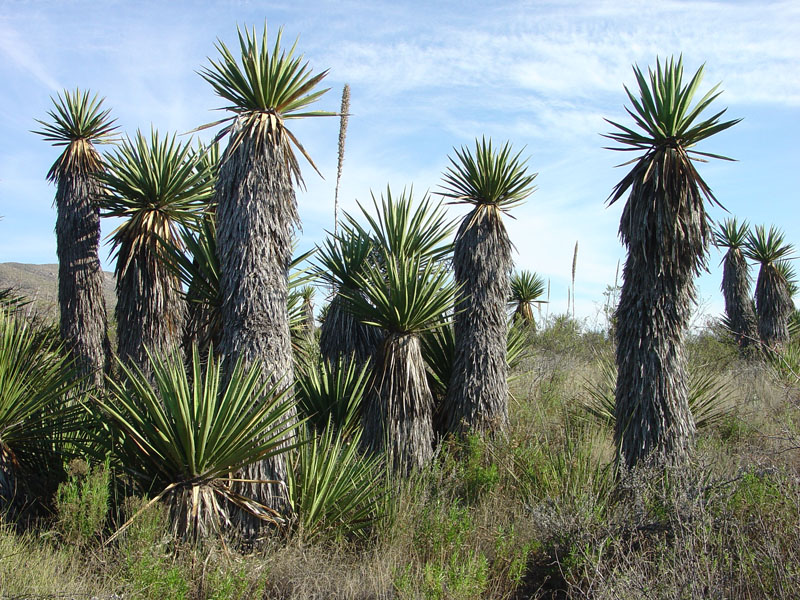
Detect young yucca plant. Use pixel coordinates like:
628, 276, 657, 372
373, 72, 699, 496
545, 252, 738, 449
286, 425, 386, 542
604, 56, 740, 469
34, 89, 117, 388
714, 218, 758, 351
744, 225, 795, 349
98, 346, 300, 543
508, 270, 547, 329
161, 215, 222, 354
343, 190, 457, 473
438, 137, 537, 436
352, 186, 454, 265
0, 309, 85, 513
101, 129, 213, 375
295, 354, 372, 438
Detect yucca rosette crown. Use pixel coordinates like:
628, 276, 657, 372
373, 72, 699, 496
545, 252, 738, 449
101, 129, 214, 277
33, 88, 118, 182
439, 137, 536, 238
198, 24, 334, 185
605, 56, 741, 210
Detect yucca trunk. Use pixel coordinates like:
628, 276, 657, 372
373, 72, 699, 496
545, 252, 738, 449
513, 303, 535, 329
442, 214, 510, 435
319, 293, 382, 367
614, 153, 700, 470
755, 264, 793, 349
216, 128, 297, 530
363, 332, 434, 474
168, 484, 230, 543
56, 172, 110, 388
721, 248, 757, 350
116, 248, 185, 376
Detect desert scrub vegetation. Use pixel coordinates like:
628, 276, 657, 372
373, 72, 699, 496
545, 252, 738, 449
4, 28, 800, 599
2, 315, 800, 599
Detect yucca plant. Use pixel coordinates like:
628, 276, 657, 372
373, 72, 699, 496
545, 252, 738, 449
163, 215, 222, 354
297, 285, 316, 336
295, 354, 371, 438
352, 186, 454, 265
344, 221, 457, 473
34, 89, 117, 388
582, 352, 731, 431
508, 270, 547, 329
98, 346, 300, 543
101, 129, 213, 375
438, 138, 537, 436
0, 309, 85, 513
421, 316, 531, 435
314, 222, 383, 367
604, 56, 740, 469
744, 225, 795, 349
714, 218, 758, 351
286, 425, 386, 542
198, 25, 332, 527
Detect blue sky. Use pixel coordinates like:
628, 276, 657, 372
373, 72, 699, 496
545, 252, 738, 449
1, 0, 798, 326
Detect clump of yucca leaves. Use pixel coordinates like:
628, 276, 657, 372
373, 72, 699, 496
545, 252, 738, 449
0, 308, 86, 514
97, 346, 299, 543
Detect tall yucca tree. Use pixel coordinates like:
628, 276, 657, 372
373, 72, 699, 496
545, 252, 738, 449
605, 57, 740, 470
744, 225, 795, 349
198, 24, 332, 526
713, 218, 758, 351
101, 130, 213, 375
509, 269, 547, 329
33, 89, 117, 388
438, 138, 537, 436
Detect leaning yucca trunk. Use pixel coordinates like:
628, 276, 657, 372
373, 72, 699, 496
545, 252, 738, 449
216, 128, 297, 531
755, 264, 793, 349
116, 246, 185, 377
319, 293, 382, 367
442, 214, 510, 435
363, 332, 434, 474
56, 172, 110, 388
721, 248, 757, 350
614, 155, 700, 470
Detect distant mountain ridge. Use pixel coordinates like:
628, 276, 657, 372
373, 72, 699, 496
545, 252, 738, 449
0, 262, 116, 320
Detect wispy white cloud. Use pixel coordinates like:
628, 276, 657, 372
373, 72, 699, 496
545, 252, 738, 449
0, 19, 61, 91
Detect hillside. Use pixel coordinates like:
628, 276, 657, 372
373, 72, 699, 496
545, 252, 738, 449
0, 262, 116, 320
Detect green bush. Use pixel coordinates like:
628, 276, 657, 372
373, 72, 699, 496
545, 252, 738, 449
55, 458, 110, 546
119, 497, 189, 600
